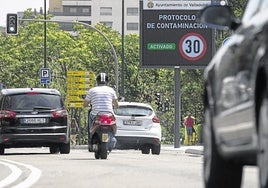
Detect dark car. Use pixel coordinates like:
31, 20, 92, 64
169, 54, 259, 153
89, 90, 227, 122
198, 0, 268, 188
0, 88, 70, 155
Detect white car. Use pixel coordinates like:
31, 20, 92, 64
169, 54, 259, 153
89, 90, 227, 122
114, 102, 161, 155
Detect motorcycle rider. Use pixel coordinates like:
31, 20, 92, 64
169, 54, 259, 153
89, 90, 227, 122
83, 72, 119, 149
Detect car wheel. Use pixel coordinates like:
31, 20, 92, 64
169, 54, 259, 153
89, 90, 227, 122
60, 142, 70, 154
258, 92, 268, 188
152, 144, 161, 155
203, 108, 243, 188
49, 146, 60, 154
0, 145, 4, 155
141, 145, 150, 154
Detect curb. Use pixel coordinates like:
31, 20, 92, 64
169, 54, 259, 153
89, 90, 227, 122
185, 148, 204, 155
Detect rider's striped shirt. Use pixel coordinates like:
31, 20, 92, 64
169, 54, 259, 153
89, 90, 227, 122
85, 86, 117, 115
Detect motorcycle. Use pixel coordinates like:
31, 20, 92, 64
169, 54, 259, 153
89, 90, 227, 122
88, 111, 117, 159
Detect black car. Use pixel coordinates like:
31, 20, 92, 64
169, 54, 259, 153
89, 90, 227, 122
198, 0, 268, 188
0, 88, 70, 154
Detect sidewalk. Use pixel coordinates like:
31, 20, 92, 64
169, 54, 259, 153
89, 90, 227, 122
72, 144, 204, 155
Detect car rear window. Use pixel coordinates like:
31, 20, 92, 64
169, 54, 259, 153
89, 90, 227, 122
114, 105, 153, 116
2, 93, 63, 110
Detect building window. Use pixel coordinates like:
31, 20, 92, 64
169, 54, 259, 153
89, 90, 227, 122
82, 8, 90, 13
127, 23, 138, 31
70, 7, 77, 13
100, 22, 113, 28
63, 6, 91, 16
80, 21, 91, 25
100, 7, 112, 16
127, 7, 138, 16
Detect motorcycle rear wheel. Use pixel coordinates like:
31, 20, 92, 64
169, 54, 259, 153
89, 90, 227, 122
94, 143, 108, 159
94, 150, 100, 159
100, 142, 108, 159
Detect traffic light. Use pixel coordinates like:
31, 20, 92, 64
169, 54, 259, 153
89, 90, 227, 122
145, 94, 152, 103
158, 102, 163, 112
6, 14, 18, 35
155, 93, 162, 112
155, 93, 161, 102
164, 99, 170, 112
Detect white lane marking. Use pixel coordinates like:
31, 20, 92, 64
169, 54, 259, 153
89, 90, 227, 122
1, 159, 42, 188
0, 161, 22, 187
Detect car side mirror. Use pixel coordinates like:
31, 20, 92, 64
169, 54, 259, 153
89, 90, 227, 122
197, 5, 240, 31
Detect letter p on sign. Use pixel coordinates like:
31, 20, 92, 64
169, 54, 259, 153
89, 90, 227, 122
42, 69, 49, 77
40, 68, 51, 84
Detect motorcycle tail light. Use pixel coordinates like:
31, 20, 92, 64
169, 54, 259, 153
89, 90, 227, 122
52, 109, 68, 118
98, 114, 115, 125
0, 110, 16, 119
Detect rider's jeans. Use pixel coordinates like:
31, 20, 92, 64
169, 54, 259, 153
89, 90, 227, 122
88, 113, 96, 134
88, 113, 96, 136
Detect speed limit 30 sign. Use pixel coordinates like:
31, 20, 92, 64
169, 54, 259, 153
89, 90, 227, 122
140, 0, 212, 68
179, 32, 207, 61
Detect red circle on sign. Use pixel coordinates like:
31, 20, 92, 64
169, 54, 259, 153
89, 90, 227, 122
179, 32, 207, 61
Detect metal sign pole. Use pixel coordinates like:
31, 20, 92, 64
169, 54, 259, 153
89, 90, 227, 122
174, 67, 181, 148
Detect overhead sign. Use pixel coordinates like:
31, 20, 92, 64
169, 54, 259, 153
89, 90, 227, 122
140, 0, 212, 68
66, 71, 95, 108
40, 68, 51, 84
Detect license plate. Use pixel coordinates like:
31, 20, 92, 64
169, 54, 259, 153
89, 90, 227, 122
21, 118, 47, 124
102, 133, 109, 142
123, 120, 141, 126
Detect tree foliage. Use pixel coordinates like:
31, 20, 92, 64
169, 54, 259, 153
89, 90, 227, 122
228, 0, 248, 18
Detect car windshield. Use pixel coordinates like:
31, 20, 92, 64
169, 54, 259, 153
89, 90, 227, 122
114, 105, 153, 116
3, 93, 63, 110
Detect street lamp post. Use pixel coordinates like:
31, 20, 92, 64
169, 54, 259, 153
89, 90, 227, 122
44, 0, 47, 69
121, 0, 125, 97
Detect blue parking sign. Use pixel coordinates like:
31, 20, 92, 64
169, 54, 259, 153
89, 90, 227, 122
40, 68, 51, 84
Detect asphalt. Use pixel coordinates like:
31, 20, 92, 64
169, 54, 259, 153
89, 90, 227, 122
72, 144, 204, 155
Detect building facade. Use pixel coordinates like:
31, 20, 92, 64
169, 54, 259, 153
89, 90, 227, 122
49, 0, 139, 35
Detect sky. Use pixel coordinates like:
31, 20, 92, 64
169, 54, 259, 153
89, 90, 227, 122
0, 0, 47, 27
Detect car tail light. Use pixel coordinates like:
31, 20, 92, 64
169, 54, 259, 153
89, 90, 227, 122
52, 109, 68, 118
27, 91, 40, 95
97, 114, 115, 125
152, 116, 160, 123
0, 110, 16, 119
